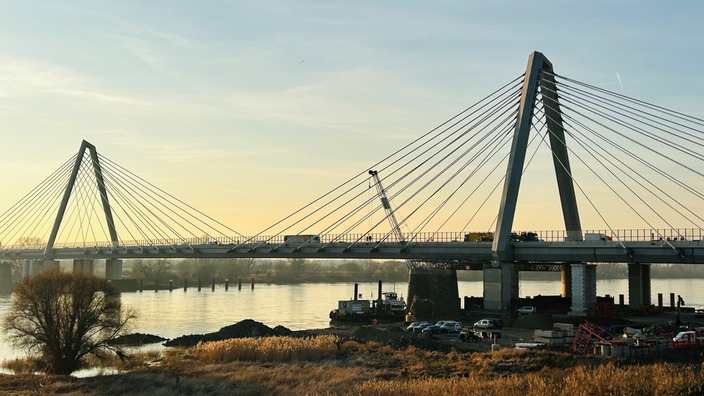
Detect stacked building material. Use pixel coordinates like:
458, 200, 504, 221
533, 323, 576, 345
591, 295, 616, 317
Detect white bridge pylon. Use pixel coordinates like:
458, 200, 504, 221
0, 140, 243, 257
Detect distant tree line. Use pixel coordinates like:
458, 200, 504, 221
124, 258, 408, 283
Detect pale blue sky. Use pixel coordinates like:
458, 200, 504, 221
0, 0, 701, 234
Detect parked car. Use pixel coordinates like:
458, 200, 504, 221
413, 322, 433, 332
434, 321, 448, 328
422, 325, 443, 334
517, 306, 537, 314
406, 321, 429, 332
440, 321, 462, 333
474, 318, 502, 329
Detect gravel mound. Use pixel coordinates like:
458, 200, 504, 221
165, 319, 292, 347
107, 333, 167, 346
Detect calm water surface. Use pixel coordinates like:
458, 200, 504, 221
0, 278, 702, 371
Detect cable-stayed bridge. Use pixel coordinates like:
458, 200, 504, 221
1, 52, 702, 312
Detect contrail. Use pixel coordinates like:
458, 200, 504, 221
616, 72, 623, 89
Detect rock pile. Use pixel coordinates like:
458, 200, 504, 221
165, 319, 292, 347
107, 333, 167, 346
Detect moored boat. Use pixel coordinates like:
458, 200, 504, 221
329, 283, 406, 323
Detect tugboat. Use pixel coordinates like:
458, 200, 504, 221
329, 282, 406, 323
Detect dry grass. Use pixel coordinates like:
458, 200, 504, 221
1, 338, 703, 396
353, 363, 704, 396
193, 335, 341, 362
1, 357, 45, 374
83, 349, 164, 371
2, 349, 164, 375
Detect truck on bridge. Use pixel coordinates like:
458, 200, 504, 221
283, 235, 320, 244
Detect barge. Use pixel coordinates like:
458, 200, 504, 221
330, 282, 406, 323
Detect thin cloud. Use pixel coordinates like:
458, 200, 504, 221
0, 57, 151, 106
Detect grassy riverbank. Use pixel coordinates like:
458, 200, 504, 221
2, 334, 703, 396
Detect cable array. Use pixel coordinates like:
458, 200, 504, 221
245, 70, 703, 251
239, 74, 530, 252
0, 150, 243, 251
536, 71, 703, 241
1, 68, 701, 254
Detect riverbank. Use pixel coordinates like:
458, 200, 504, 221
1, 336, 702, 396
2, 312, 704, 396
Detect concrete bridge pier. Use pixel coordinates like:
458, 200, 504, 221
561, 264, 572, 297
44, 260, 60, 270
21, 260, 30, 277
30, 260, 44, 274
0, 262, 12, 292
407, 268, 460, 319
72, 259, 94, 274
569, 263, 597, 315
105, 259, 123, 280
628, 263, 651, 308
20, 259, 54, 276
483, 261, 519, 311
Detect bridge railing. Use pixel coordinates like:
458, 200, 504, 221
532, 228, 703, 243
15, 228, 704, 251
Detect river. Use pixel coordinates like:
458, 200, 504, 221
0, 278, 702, 372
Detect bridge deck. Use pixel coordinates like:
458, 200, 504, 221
3, 240, 702, 265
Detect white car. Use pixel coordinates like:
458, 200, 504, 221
517, 306, 537, 314
474, 319, 502, 329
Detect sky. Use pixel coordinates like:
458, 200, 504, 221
0, 0, 702, 238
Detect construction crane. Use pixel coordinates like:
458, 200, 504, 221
368, 170, 420, 271
369, 170, 405, 244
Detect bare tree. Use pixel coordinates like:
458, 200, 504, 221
288, 258, 307, 279
131, 259, 172, 280
2, 268, 136, 374
217, 258, 251, 280
175, 260, 195, 279
15, 236, 45, 249
193, 262, 217, 280
361, 260, 379, 281
379, 260, 407, 281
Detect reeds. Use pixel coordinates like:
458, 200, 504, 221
352, 363, 704, 396
193, 335, 340, 362
2, 338, 702, 396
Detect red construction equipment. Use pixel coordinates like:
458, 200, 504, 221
571, 322, 626, 354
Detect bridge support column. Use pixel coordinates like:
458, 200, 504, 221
569, 263, 596, 316
44, 260, 60, 270
21, 260, 30, 277
105, 259, 123, 280
483, 261, 519, 311
31, 259, 44, 274
407, 268, 460, 320
561, 264, 572, 298
72, 259, 94, 274
628, 263, 651, 308
0, 262, 12, 292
